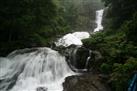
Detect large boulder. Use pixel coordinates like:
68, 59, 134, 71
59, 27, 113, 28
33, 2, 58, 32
67, 46, 102, 72
63, 73, 110, 91
70, 47, 90, 69
53, 44, 102, 72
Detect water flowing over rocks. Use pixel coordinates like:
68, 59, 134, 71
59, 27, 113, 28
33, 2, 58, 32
55, 32, 90, 47
0, 47, 75, 91
0, 8, 110, 91
65, 47, 102, 72
56, 9, 110, 91
54, 9, 105, 71
0, 46, 105, 91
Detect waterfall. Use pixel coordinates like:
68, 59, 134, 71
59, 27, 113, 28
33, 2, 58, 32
0, 8, 104, 91
94, 9, 104, 32
55, 9, 104, 47
55, 9, 104, 71
0, 48, 74, 91
84, 50, 92, 69
55, 32, 90, 47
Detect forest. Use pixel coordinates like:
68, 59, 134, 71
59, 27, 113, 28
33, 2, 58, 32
0, 0, 103, 56
0, 0, 137, 91
83, 0, 137, 90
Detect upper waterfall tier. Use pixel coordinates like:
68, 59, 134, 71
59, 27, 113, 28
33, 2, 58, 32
55, 9, 104, 47
94, 9, 104, 32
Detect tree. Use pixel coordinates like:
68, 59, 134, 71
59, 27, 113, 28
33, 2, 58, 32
0, 0, 57, 41
102, 0, 137, 29
0, 0, 62, 56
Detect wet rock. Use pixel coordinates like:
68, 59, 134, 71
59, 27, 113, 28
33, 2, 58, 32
102, 7, 110, 31
63, 73, 110, 91
87, 51, 103, 72
99, 74, 109, 80
75, 47, 90, 69
36, 87, 47, 91
67, 46, 102, 72
53, 44, 102, 72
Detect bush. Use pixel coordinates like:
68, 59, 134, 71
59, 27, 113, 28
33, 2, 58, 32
121, 12, 137, 44
82, 32, 106, 49
100, 63, 112, 74
110, 57, 137, 91
83, 30, 137, 91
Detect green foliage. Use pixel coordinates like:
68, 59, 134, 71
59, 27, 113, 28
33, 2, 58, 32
83, 31, 137, 90
120, 12, 137, 44
93, 0, 137, 90
110, 57, 137, 91
82, 32, 106, 49
0, 0, 71, 56
0, 0, 57, 40
103, 0, 137, 29
100, 63, 111, 74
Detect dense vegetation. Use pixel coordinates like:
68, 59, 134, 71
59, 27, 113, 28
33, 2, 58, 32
1, 0, 137, 90
83, 0, 137, 91
0, 0, 69, 56
0, 0, 103, 56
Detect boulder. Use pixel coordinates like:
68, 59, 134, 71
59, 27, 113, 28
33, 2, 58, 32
36, 87, 47, 91
63, 73, 110, 91
53, 44, 102, 72
67, 46, 102, 72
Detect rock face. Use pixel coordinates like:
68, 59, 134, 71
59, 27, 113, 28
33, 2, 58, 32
53, 45, 102, 72
67, 47, 103, 72
63, 73, 110, 91
69, 47, 90, 69
36, 87, 47, 91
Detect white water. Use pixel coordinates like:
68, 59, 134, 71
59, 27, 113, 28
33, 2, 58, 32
0, 9, 104, 91
94, 9, 104, 32
85, 50, 92, 69
0, 48, 74, 91
55, 32, 90, 47
55, 9, 104, 47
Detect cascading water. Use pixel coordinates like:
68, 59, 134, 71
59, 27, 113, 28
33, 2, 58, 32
84, 50, 92, 69
55, 9, 104, 47
55, 9, 104, 71
94, 9, 104, 32
0, 48, 74, 91
0, 8, 104, 91
55, 32, 90, 47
